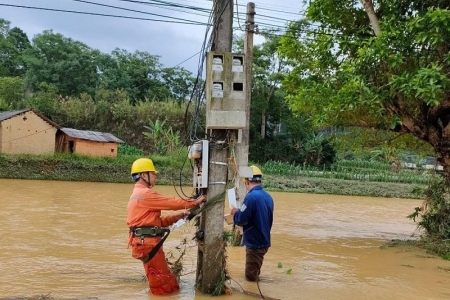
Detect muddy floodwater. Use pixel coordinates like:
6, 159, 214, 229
1, 179, 450, 300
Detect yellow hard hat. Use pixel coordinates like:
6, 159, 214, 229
131, 158, 157, 174
243, 165, 263, 182
250, 165, 263, 177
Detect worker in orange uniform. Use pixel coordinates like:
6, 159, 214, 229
127, 158, 206, 295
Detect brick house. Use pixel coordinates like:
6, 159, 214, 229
55, 128, 124, 157
0, 109, 59, 155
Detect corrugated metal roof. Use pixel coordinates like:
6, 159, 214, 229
61, 128, 124, 143
0, 108, 60, 128
0, 108, 31, 122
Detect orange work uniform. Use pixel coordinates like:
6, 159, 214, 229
127, 182, 198, 295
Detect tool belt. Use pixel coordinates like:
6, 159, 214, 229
129, 226, 171, 264
130, 226, 170, 238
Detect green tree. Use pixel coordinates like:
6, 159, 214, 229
24, 30, 99, 96
95, 50, 197, 103
234, 33, 335, 165
0, 76, 24, 109
279, 0, 450, 179
0, 19, 30, 77
106, 49, 170, 102
235, 33, 290, 140
161, 66, 196, 101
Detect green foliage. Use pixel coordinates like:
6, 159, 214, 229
332, 128, 434, 161
0, 76, 24, 109
302, 133, 336, 167
161, 66, 196, 100
24, 30, 100, 96
0, 97, 8, 111
409, 176, 450, 239
23, 85, 60, 119
0, 22, 198, 103
223, 228, 242, 247
250, 129, 336, 167
0, 152, 191, 184
0, 19, 30, 77
143, 119, 182, 155
107, 49, 167, 102
118, 144, 145, 156
278, 2, 450, 177
96, 49, 196, 103
276, 261, 292, 274
0, 153, 426, 198
234, 33, 336, 167
262, 159, 430, 185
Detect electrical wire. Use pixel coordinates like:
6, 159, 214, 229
0, 3, 209, 25
235, 0, 243, 31
173, 50, 203, 68
68, 0, 209, 24
115, 0, 211, 14
5, 1, 312, 32
203, 0, 305, 17
174, 0, 219, 196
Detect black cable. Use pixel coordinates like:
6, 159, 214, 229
114, 0, 211, 18
235, 0, 243, 30
176, 0, 218, 196
68, 0, 208, 24
204, 0, 305, 17
173, 50, 202, 68
116, 0, 210, 13
0, 3, 209, 25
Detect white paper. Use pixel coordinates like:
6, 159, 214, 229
227, 188, 237, 208
170, 218, 186, 231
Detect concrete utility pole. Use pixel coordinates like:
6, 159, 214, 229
235, 2, 255, 210
196, 0, 234, 294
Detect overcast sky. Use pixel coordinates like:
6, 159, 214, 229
0, 0, 304, 74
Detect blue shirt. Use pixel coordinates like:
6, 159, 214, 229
233, 185, 274, 249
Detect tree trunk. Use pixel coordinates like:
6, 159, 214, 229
434, 147, 450, 184
261, 113, 266, 139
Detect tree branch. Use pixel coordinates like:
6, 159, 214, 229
428, 96, 450, 120
359, 0, 381, 36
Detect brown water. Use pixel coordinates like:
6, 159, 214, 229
1, 179, 450, 300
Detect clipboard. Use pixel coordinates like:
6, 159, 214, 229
227, 188, 238, 208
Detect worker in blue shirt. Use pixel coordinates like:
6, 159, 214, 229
230, 165, 274, 282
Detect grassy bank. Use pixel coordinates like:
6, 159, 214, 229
0, 153, 426, 199
0, 153, 188, 185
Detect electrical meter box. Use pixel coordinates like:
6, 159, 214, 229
188, 140, 209, 191
206, 52, 246, 129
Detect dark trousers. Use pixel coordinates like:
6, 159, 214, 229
245, 247, 268, 281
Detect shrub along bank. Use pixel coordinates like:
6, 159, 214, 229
0, 154, 426, 199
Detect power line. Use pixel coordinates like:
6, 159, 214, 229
113, 0, 211, 18
234, 0, 243, 30
173, 50, 202, 67
0, 3, 209, 25
116, 0, 210, 13
202, 0, 305, 17
68, 0, 209, 24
